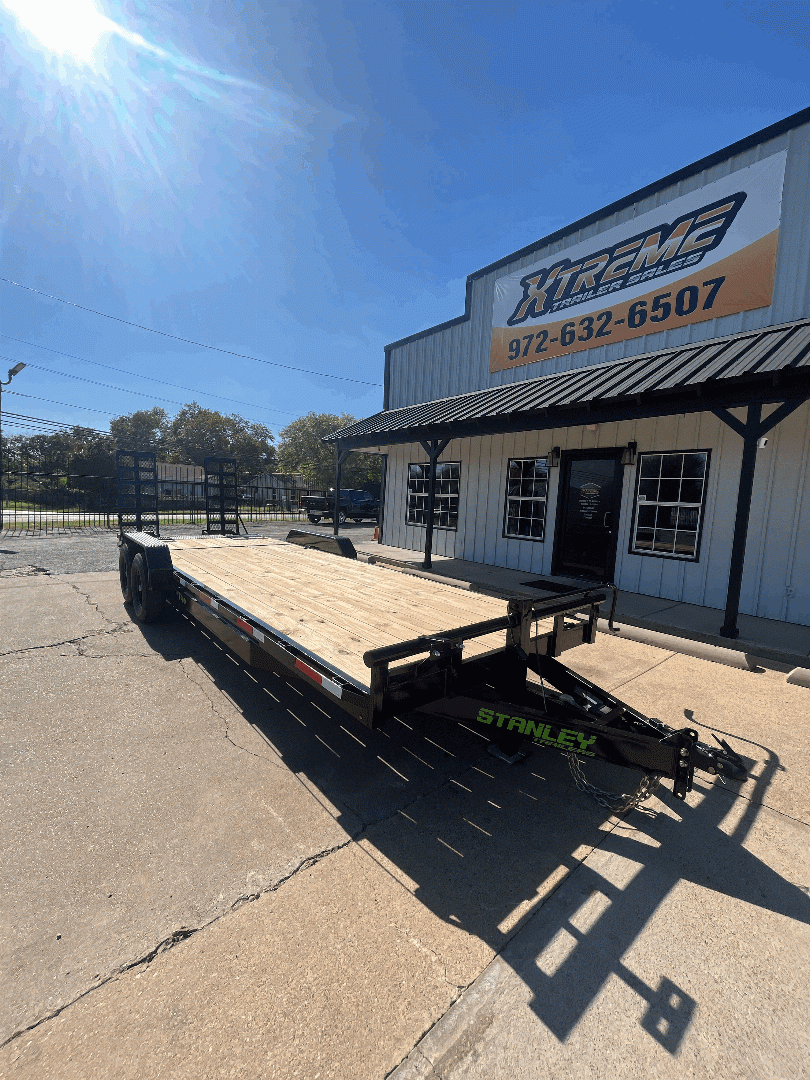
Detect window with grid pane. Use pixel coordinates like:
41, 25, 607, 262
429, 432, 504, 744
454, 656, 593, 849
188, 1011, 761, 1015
503, 457, 549, 541
631, 451, 709, 559
406, 461, 460, 529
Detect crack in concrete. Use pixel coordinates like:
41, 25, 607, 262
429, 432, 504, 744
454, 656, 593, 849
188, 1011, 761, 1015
0, 734, 484, 1050
0, 620, 140, 660
176, 657, 265, 760
389, 923, 461, 993
66, 581, 120, 629
0, 834, 358, 1050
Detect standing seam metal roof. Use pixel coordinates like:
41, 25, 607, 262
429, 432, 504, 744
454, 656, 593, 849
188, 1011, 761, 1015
326, 320, 810, 445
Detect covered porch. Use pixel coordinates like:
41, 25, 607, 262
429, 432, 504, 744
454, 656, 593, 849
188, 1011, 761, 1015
327, 318, 810, 642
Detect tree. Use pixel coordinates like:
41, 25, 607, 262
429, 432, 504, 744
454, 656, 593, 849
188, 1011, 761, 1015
5, 403, 279, 495
277, 412, 381, 489
165, 403, 276, 477
109, 408, 169, 453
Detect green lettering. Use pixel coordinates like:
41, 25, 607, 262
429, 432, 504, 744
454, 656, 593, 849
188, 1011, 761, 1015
477, 708, 494, 725
524, 719, 542, 738
495, 712, 510, 728
576, 733, 597, 752
507, 716, 526, 734
557, 729, 577, 749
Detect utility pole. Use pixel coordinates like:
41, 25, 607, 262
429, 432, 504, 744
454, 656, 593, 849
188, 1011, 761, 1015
0, 363, 27, 519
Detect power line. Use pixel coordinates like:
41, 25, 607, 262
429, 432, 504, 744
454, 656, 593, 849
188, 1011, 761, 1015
2, 411, 112, 437
0, 277, 383, 386
1, 334, 297, 417
0, 354, 274, 425
7, 390, 119, 416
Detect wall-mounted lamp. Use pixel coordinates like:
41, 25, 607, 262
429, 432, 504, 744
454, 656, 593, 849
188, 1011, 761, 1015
547, 446, 561, 468
621, 440, 638, 466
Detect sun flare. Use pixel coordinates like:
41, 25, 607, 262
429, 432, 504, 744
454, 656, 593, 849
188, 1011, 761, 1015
2, 0, 113, 65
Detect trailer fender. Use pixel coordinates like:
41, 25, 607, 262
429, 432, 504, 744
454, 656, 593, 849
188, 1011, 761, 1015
119, 531, 175, 592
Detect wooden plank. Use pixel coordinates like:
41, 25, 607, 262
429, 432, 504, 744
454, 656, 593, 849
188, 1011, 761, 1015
172, 547, 514, 653
170, 537, 507, 624
166, 537, 523, 687
177, 548, 493, 660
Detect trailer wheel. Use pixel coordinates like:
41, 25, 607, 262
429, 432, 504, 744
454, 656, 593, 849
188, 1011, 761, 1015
130, 553, 165, 623
119, 546, 133, 603
308, 514, 321, 524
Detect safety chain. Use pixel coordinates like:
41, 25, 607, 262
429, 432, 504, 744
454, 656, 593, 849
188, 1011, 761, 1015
566, 752, 662, 814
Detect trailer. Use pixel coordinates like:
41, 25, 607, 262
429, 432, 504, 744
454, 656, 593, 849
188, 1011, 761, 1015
115, 451, 747, 808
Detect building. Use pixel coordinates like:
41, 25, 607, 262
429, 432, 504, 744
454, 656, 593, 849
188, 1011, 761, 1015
157, 463, 204, 498
326, 107, 810, 638
246, 472, 316, 507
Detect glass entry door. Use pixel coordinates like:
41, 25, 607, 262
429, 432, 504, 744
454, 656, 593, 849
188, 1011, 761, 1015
553, 451, 624, 581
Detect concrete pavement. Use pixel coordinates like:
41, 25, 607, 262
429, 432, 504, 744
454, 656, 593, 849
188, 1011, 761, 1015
1, 553, 808, 1078
393, 644, 810, 1079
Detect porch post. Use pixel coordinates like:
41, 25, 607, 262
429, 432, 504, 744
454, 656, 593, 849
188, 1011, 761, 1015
718, 403, 761, 638
419, 438, 450, 569
712, 397, 807, 639
333, 448, 352, 536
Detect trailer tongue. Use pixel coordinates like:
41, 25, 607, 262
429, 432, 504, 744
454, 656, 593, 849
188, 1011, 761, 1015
115, 449, 746, 808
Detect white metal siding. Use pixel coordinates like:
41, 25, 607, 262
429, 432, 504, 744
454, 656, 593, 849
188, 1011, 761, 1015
382, 401, 810, 626
388, 120, 810, 410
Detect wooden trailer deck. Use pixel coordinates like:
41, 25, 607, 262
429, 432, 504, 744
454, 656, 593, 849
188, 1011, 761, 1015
165, 535, 550, 690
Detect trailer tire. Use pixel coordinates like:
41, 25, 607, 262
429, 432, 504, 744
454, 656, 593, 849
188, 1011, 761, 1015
119, 546, 133, 603
308, 514, 321, 524
130, 553, 165, 623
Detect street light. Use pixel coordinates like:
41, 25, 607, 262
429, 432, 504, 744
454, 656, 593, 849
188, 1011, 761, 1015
0, 362, 27, 516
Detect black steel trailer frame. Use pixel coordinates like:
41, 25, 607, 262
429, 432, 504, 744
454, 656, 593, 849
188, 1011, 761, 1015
117, 524, 747, 804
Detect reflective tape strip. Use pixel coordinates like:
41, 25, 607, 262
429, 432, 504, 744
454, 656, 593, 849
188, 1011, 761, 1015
321, 675, 342, 699
295, 658, 343, 699
236, 616, 264, 642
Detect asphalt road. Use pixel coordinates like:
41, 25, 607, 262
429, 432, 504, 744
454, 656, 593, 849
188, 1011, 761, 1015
1, 536, 808, 1078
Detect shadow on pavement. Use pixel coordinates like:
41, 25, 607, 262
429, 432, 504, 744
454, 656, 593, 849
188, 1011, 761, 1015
132, 601, 810, 1057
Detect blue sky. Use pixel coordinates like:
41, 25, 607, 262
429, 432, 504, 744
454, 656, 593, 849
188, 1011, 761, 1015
1, 0, 808, 443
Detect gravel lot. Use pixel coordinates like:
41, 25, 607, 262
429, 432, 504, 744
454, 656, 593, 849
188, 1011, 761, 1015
0, 522, 377, 577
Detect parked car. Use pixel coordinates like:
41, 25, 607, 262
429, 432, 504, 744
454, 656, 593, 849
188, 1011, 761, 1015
300, 488, 379, 525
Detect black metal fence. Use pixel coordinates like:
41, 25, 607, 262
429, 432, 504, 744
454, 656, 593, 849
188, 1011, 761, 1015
1, 467, 326, 534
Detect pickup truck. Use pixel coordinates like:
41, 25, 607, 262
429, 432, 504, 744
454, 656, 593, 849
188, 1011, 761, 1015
300, 488, 379, 525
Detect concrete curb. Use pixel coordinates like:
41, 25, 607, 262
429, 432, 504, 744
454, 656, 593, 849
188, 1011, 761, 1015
390, 960, 509, 1078
786, 666, 810, 688
596, 619, 756, 670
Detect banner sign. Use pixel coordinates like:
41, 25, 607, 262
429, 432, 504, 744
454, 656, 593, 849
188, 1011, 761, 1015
491, 150, 787, 372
